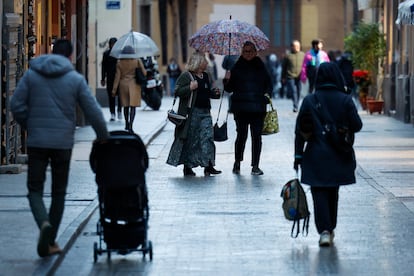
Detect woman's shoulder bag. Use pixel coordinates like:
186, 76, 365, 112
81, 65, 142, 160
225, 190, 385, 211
167, 72, 195, 126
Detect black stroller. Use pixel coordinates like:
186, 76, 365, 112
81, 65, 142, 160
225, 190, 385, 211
90, 130, 153, 262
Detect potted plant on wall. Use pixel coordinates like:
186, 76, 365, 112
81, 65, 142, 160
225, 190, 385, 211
344, 22, 386, 114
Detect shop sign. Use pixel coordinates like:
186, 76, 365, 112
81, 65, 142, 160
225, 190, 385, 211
106, 1, 121, 10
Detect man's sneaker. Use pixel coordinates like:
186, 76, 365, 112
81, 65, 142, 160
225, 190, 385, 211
319, 230, 331, 247
251, 167, 264, 175
330, 230, 335, 244
110, 114, 115, 121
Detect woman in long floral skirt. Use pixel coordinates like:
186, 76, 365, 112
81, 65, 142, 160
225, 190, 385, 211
166, 52, 221, 177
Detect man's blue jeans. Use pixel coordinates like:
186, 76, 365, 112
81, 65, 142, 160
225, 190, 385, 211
286, 78, 302, 110
27, 147, 72, 244
169, 77, 177, 97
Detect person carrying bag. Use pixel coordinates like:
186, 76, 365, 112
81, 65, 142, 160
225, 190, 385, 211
166, 52, 221, 177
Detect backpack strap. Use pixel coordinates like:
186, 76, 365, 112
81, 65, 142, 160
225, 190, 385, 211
291, 215, 310, 238
291, 219, 300, 238
291, 179, 310, 238
302, 215, 310, 237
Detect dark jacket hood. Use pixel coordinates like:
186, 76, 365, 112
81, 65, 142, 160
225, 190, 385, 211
29, 54, 74, 78
315, 62, 347, 93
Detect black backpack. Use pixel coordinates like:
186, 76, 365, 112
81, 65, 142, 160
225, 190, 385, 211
281, 178, 310, 238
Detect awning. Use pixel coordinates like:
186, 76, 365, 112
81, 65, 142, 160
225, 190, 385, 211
396, 0, 414, 25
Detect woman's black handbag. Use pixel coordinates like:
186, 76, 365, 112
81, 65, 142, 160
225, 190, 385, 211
167, 109, 187, 126
167, 72, 195, 126
213, 90, 228, 142
135, 67, 147, 86
214, 121, 228, 142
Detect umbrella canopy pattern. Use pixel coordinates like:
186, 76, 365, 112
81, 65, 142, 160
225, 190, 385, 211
395, 0, 414, 25
188, 19, 270, 55
110, 31, 160, 59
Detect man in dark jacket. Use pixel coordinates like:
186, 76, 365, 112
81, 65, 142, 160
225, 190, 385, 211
11, 39, 108, 257
223, 41, 272, 175
101, 37, 122, 121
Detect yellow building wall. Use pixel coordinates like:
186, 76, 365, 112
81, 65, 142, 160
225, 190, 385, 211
300, 0, 348, 53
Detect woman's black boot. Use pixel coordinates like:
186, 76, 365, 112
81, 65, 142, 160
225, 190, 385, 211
128, 107, 136, 133
124, 107, 130, 131
183, 166, 196, 176
204, 162, 222, 176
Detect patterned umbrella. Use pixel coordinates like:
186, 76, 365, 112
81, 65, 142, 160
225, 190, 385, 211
110, 30, 160, 59
188, 18, 270, 55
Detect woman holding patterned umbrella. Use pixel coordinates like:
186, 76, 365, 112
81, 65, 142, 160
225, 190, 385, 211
223, 41, 272, 175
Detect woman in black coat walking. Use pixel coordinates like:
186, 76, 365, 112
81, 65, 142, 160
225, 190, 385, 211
223, 41, 272, 175
294, 62, 363, 246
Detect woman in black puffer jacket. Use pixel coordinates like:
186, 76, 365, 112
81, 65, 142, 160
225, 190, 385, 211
223, 41, 272, 175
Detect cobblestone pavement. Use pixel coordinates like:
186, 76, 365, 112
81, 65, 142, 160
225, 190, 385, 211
0, 102, 167, 276
2, 95, 414, 275
57, 96, 414, 276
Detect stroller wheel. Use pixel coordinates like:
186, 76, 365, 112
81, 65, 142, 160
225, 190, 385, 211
149, 241, 153, 261
93, 242, 98, 263
96, 221, 101, 235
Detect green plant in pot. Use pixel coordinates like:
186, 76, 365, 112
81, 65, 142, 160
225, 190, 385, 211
344, 22, 386, 102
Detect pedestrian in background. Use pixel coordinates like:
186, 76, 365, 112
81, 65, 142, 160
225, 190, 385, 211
10, 39, 108, 257
112, 45, 146, 133
223, 41, 272, 175
327, 50, 336, 63
300, 39, 330, 94
294, 62, 362, 247
222, 54, 239, 73
282, 40, 305, 112
167, 51, 222, 177
266, 53, 282, 98
167, 57, 181, 97
221, 54, 239, 113
336, 51, 356, 95
205, 52, 218, 88
101, 37, 122, 121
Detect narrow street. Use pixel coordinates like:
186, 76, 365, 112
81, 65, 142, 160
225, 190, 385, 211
54, 97, 414, 275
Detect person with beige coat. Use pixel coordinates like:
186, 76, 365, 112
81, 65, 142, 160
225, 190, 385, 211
112, 45, 146, 133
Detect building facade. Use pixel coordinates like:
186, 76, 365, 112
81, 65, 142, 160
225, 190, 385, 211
1, 0, 89, 165
2, 0, 412, 166
383, 0, 414, 124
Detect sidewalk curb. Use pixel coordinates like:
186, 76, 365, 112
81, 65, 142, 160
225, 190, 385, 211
38, 119, 168, 275
39, 199, 99, 276
356, 164, 395, 198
